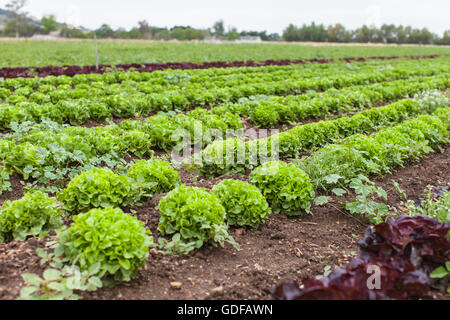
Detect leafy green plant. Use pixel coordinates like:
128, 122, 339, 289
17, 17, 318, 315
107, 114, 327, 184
413, 90, 448, 113
56, 207, 153, 283
57, 168, 135, 214
343, 176, 389, 224
194, 138, 247, 178
430, 262, 450, 295
127, 159, 181, 199
314, 174, 389, 224
250, 103, 280, 128
211, 179, 271, 229
249, 161, 315, 215
0, 192, 63, 243
315, 265, 332, 279
157, 185, 239, 254
19, 265, 103, 300
0, 165, 11, 195
406, 186, 449, 223
433, 107, 450, 128
19, 244, 104, 300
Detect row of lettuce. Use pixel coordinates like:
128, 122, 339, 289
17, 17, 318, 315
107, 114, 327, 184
194, 92, 449, 177
1, 57, 444, 93
0, 84, 447, 195
1, 55, 440, 79
1, 59, 449, 129
1, 72, 448, 132
0, 59, 370, 92
212, 75, 449, 128
1, 104, 448, 298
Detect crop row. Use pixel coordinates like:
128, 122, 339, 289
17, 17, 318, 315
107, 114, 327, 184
0, 57, 386, 90
2, 111, 448, 273
2, 57, 447, 105
195, 94, 449, 177
216, 74, 450, 127
40, 110, 449, 221
1, 71, 445, 133
299, 111, 449, 190
0, 106, 243, 187
0, 54, 440, 79
1, 63, 448, 130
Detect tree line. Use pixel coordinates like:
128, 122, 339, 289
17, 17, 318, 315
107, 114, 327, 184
282, 22, 450, 45
1, 0, 449, 45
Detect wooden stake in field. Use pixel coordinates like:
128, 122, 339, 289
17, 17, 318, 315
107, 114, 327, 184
94, 31, 99, 70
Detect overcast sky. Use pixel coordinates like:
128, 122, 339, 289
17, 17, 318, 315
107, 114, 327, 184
1, 0, 449, 35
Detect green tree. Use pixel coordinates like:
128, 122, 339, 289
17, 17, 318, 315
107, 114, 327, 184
380, 24, 396, 43
127, 27, 143, 39
41, 14, 58, 34
437, 30, 450, 45
153, 28, 170, 40
3, 19, 39, 37
226, 27, 240, 40
355, 25, 372, 42
95, 24, 114, 38
395, 25, 407, 44
307, 22, 327, 42
327, 23, 349, 42
59, 23, 88, 38
213, 20, 225, 37
282, 24, 300, 41
138, 20, 150, 39
5, 0, 28, 38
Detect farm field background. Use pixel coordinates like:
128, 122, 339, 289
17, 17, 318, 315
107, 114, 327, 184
0, 40, 449, 300
0, 39, 449, 68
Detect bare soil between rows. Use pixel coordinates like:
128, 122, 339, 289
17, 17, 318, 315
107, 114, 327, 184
0, 144, 448, 300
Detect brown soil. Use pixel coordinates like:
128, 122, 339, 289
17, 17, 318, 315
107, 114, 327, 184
0, 173, 25, 207
0, 144, 448, 300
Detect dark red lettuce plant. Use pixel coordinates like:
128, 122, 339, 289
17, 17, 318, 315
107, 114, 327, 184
272, 215, 450, 300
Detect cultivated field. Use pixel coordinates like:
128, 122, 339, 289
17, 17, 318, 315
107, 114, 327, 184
0, 42, 449, 300
1, 39, 450, 67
